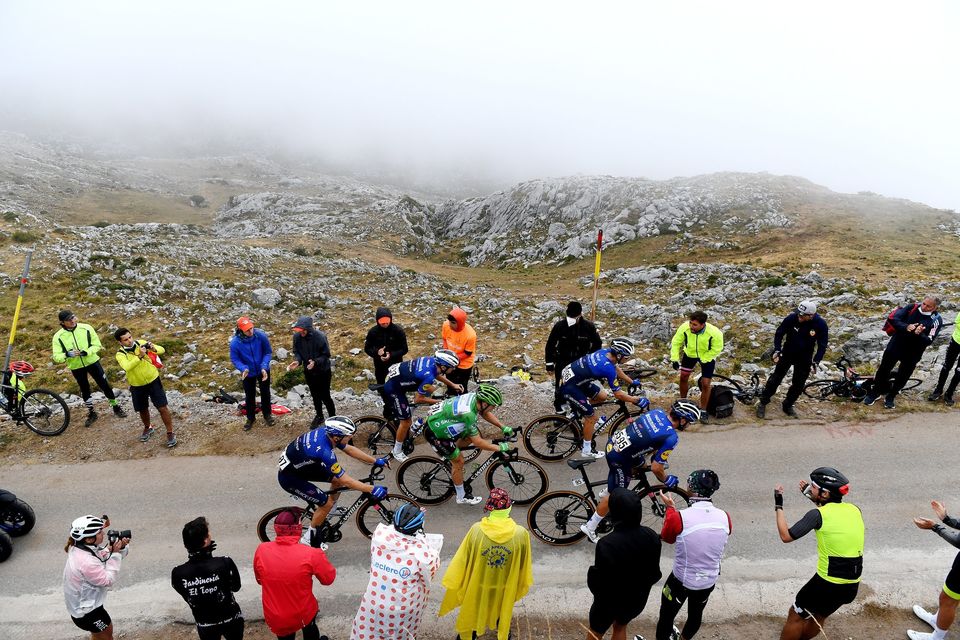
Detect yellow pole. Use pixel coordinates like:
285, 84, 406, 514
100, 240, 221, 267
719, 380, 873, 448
591, 229, 602, 322
3, 248, 34, 372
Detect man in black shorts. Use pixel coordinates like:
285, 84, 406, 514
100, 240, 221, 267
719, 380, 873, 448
774, 467, 864, 640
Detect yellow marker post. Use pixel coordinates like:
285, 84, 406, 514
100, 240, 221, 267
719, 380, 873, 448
591, 229, 603, 322
3, 248, 34, 373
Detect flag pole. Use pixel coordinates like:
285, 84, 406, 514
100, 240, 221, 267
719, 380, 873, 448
591, 229, 603, 322
3, 247, 34, 373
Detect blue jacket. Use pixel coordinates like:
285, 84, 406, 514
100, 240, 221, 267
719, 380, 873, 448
230, 328, 273, 374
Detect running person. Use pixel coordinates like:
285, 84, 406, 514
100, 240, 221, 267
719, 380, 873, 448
276, 416, 390, 544
422, 383, 514, 505
774, 467, 864, 640
558, 337, 646, 458
384, 349, 463, 461
580, 399, 701, 543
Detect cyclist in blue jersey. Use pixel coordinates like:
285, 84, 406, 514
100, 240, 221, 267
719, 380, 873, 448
580, 399, 702, 543
276, 416, 390, 544
558, 337, 646, 458
385, 349, 463, 461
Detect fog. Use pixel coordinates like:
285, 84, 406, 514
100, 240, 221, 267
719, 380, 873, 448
1, 1, 958, 208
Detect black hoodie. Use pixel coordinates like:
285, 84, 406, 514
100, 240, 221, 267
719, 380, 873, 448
587, 489, 662, 602
363, 307, 408, 371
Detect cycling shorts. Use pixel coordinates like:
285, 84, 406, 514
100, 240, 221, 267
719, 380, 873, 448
604, 450, 639, 492
793, 574, 858, 619
382, 390, 412, 421
945, 551, 960, 600
425, 427, 461, 461
679, 355, 715, 378
559, 380, 603, 417
277, 469, 330, 507
72, 606, 112, 633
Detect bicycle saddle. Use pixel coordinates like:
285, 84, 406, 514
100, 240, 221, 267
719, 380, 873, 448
567, 459, 596, 470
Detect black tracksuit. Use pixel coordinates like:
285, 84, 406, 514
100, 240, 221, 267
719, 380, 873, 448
171, 552, 243, 640
545, 316, 602, 408
292, 328, 336, 420
363, 310, 409, 384
874, 304, 942, 398
760, 312, 829, 408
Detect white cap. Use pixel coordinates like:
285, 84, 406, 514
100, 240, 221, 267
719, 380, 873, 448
797, 301, 817, 315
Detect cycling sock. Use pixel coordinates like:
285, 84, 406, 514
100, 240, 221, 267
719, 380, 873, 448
392, 441, 402, 455
455, 484, 466, 500
933, 626, 947, 640
582, 441, 593, 454
587, 512, 603, 530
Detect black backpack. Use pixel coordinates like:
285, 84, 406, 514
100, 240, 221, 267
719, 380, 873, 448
708, 385, 735, 419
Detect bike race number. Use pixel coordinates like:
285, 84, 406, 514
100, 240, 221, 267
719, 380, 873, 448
561, 365, 575, 384
610, 429, 631, 453
277, 451, 291, 471
385, 363, 401, 381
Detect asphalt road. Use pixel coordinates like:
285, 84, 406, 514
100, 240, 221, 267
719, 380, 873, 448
2, 410, 958, 639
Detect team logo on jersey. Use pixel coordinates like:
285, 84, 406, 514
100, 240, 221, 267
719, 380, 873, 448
810, 330, 816, 337
660, 449, 673, 461
330, 462, 343, 475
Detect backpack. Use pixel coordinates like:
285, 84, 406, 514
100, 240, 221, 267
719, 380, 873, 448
882, 303, 918, 336
707, 385, 735, 419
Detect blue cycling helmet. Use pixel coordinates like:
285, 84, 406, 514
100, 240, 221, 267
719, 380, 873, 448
393, 503, 425, 535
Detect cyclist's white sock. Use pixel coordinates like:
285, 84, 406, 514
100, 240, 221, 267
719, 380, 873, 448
932, 626, 947, 640
455, 484, 466, 500
582, 440, 593, 454
392, 441, 402, 455
587, 512, 603, 531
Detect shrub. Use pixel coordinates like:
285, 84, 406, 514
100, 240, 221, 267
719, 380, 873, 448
757, 276, 787, 288
11, 230, 39, 243
2, 211, 18, 222
92, 220, 111, 228
292, 246, 309, 257
275, 368, 304, 392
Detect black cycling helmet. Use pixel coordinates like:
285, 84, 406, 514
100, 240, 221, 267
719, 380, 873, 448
687, 469, 720, 497
810, 467, 849, 497
393, 503, 425, 535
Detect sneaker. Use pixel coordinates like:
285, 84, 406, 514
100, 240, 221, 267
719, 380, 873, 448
669, 626, 681, 640
782, 405, 798, 418
907, 630, 936, 640
699, 413, 709, 424
310, 415, 324, 428
166, 435, 178, 448
928, 390, 943, 402
580, 448, 605, 459
633, 636, 647, 640
84, 410, 98, 428
243, 419, 254, 431
913, 604, 937, 628
884, 395, 896, 409
393, 449, 408, 463
138, 427, 155, 442
112, 405, 127, 417
946, 395, 955, 407
755, 403, 766, 419
579, 524, 599, 543
456, 495, 483, 505
863, 394, 878, 406
264, 415, 275, 427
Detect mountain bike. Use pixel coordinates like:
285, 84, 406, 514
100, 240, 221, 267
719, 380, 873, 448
697, 372, 764, 405
256, 464, 419, 544
802, 356, 921, 401
522, 368, 656, 461
395, 437, 548, 506
1, 365, 70, 436
527, 459, 690, 546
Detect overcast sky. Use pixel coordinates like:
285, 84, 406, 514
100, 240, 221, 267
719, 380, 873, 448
1, 1, 958, 208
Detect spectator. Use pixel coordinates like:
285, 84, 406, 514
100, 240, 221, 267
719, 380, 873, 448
171, 517, 244, 640
584, 489, 661, 640
909, 499, 960, 640
670, 311, 724, 423
756, 301, 829, 419
286, 316, 335, 428
63, 514, 130, 640
363, 307, 408, 385
51, 309, 126, 427
350, 504, 442, 640
545, 301, 602, 412
656, 470, 731, 640
230, 316, 275, 431
441, 306, 477, 395
254, 509, 335, 640
864, 296, 943, 409
928, 319, 960, 406
114, 328, 177, 448
439, 489, 533, 640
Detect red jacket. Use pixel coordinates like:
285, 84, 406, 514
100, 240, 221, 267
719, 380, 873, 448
254, 536, 336, 636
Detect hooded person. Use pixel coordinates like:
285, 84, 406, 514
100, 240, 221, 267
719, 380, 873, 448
229, 317, 274, 431
441, 306, 477, 395
254, 510, 336, 640
286, 316, 335, 428
544, 301, 602, 411
351, 504, 443, 640
439, 488, 533, 640
362, 306, 408, 385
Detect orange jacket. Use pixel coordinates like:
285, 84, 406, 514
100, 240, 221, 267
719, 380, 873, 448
442, 308, 477, 369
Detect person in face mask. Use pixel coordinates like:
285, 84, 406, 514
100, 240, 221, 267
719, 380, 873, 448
545, 301, 602, 412
171, 517, 244, 640
864, 296, 943, 409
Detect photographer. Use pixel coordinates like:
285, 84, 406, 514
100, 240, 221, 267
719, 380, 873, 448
63, 515, 130, 640
114, 328, 177, 448
172, 517, 244, 640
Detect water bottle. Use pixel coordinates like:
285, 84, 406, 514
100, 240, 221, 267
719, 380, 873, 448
596, 415, 608, 432
411, 418, 425, 437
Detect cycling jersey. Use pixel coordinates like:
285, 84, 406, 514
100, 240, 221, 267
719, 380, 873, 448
562, 349, 621, 391
425, 393, 480, 441
605, 409, 678, 466
278, 427, 347, 481
383, 356, 439, 396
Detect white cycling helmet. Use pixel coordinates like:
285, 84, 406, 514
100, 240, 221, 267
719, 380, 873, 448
609, 337, 636, 357
70, 515, 106, 541
434, 349, 460, 369
670, 400, 702, 428
797, 300, 817, 315
324, 416, 357, 437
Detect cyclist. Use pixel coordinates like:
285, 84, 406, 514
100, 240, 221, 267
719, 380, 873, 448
580, 399, 702, 543
774, 467, 864, 640
558, 337, 647, 458
276, 416, 390, 544
384, 349, 464, 462
422, 383, 514, 505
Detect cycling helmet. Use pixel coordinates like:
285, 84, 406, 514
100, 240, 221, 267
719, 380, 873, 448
669, 399, 702, 427
324, 416, 357, 437
393, 503, 425, 535
475, 383, 503, 407
687, 469, 720, 497
609, 337, 636, 357
434, 349, 460, 369
70, 515, 106, 541
9, 361, 34, 376
797, 300, 817, 315
809, 467, 849, 496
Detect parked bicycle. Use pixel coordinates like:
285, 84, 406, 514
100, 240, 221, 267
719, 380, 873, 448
802, 356, 921, 401
395, 437, 548, 506
1, 361, 70, 436
256, 464, 419, 545
696, 372, 764, 405
527, 459, 690, 546
522, 368, 656, 461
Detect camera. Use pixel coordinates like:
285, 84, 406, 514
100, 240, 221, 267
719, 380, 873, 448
108, 529, 132, 544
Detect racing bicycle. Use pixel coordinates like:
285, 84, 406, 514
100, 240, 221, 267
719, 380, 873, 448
802, 356, 921, 401
527, 458, 690, 546
256, 464, 419, 545
1, 363, 70, 436
697, 372, 764, 405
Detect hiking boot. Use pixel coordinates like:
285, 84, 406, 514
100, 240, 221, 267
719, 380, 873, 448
863, 394, 878, 406
782, 405, 798, 418
755, 403, 767, 419
112, 405, 127, 418
928, 390, 943, 402
166, 435, 178, 448
456, 495, 483, 506
264, 415, 275, 427
310, 414, 324, 428
138, 427, 155, 442
884, 395, 896, 409
579, 524, 599, 544
243, 419, 254, 431
84, 410, 98, 428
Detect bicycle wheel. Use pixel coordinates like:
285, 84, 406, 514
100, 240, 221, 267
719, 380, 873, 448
0, 530, 11, 562
485, 458, 549, 505
353, 415, 397, 456
257, 506, 307, 542
0, 498, 36, 537
527, 490, 594, 545
802, 380, 839, 400
522, 415, 580, 461
395, 456, 454, 504
900, 378, 922, 391
20, 389, 70, 436
356, 494, 420, 538
638, 485, 690, 523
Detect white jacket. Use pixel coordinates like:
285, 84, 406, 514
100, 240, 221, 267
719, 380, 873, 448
63, 545, 126, 618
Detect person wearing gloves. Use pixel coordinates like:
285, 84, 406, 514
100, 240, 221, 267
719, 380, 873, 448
363, 307, 408, 385
756, 301, 829, 419
52, 310, 126, 426
351, 503, 442, 640
439, 489, 533, 640
63, 514, 130, 640
230, 316, 274, 431
441, 306, 477, 395
908, 499, 960, 640
670, 311, 723, 424
286, 316, 335, 428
